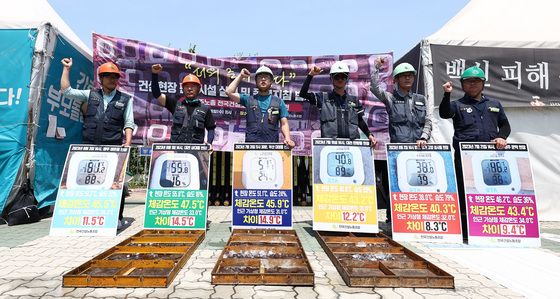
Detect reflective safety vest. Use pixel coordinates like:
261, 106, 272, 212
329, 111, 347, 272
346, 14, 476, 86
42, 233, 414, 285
245, 95, 281, 142
82, 89, 130, 145
170, 99, 208, 144
319, 91, 360, 139
387, 91, 427, 143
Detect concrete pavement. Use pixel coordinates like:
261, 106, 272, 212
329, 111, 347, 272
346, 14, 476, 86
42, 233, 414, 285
1, 189, 559, 298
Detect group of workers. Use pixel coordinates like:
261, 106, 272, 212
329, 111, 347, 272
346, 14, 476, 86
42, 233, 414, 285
60, 57, 510, 234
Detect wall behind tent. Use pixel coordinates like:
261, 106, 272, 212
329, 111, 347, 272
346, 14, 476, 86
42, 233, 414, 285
500, 107, 560, 221
0, 29, 36, 214
33, 34, 93, 209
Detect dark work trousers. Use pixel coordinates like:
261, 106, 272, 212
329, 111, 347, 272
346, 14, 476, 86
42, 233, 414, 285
454, 151, 468, 239
119, 185, 127, 220
375, 160, 391, 222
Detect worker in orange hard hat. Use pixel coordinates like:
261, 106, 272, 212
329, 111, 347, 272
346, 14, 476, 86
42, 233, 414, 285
150, 64, 216, 147
60, 58, 136, 230
61, 59, 134, 145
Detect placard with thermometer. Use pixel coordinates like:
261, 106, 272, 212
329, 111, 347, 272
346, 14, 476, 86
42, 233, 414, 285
312, 138, 379, 233
232, 143, 293, 229
144, 143, 211, 230
460, 142, 540, 247
386, 143, 462, 244
50, 145, 130, 237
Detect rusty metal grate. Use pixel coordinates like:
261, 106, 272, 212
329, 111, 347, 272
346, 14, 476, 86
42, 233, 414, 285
316, 231, 454, 288
211, 229, 314, 286
63, 230, 205, 287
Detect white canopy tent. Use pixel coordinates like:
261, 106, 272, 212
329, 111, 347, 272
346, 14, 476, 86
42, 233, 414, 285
0, 0, 91, 57
401, 0, 560, 220
0, 0, 92, 216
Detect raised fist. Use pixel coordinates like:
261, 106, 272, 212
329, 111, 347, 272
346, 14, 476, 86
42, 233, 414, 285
309, 65, 323, 76
239, 68, 251, 79
151, 64, 163, 74
61, 58, 73, 68
442, 81, 453, 93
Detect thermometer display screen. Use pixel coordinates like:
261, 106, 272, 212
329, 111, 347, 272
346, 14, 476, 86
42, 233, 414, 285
406, 159, 437, 186
481, 159, 512, 186
251, 157, 276, 183
327, 152, 355, 177
76, 159, 108, 185
160, 160, 191, 188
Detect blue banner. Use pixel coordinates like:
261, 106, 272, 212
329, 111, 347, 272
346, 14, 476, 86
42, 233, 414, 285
34, 35, 93, 209
0, 29, 36, 214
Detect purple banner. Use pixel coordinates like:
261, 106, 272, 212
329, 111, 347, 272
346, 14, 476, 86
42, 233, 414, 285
93, 33, 392, 158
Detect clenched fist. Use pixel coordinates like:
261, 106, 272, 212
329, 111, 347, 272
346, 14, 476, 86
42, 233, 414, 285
151, 64, 163, 74
308, 65, 323, 76
442, 81, 453, 93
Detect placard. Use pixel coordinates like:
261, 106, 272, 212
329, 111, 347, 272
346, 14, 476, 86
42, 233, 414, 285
387, 143, 462, 243
144, 143, 210, 230
232, 143, 292, 229
50, 145, 129, 236
460, 142, 540, 247
312, 138, 378, 233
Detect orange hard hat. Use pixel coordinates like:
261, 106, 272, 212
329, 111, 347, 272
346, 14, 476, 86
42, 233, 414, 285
181, 74, 201, 86
97, 62, 121, 77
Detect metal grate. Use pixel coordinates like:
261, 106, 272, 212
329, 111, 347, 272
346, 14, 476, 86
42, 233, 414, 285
316, 231, 454, 288
212, 229, 314, 286
63, 230, 205, 287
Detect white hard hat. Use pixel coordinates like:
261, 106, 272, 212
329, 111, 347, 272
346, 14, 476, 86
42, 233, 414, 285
255, 65, 274, 78
329, 61, 350, 75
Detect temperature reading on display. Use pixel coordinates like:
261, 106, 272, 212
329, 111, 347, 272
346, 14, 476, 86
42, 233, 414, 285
406, 159, 436, 186
327, 152, 355, 177
161, 160, 191, 188
482, 159, 512, 186
77, 159, 107, 185
252, 157, 276, 182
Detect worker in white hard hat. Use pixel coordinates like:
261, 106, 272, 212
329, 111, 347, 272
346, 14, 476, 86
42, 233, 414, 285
225, 65, 295, 147
299, 61, 377, 147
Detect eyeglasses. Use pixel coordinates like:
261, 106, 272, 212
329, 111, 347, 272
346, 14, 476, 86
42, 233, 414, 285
101, 73, 120, 79
462, 79, 483, 85
332, 74, 348, 81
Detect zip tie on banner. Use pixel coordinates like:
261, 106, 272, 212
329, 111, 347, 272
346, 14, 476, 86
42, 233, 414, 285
27, 28, 37, 41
